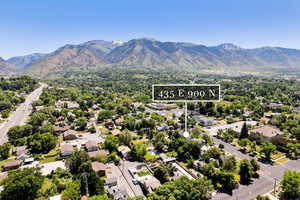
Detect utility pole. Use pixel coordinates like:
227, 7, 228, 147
185, 101, 187, 132
274, 178, 277, 196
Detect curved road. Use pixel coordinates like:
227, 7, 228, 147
0, 83, 47, 144
207, 128, 300, 200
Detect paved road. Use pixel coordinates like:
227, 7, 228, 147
0, 83, 47, 144
205, 121, 258, 136
107, 163, 136, 197
206, 124, 300, 200
118, 161, 145, 198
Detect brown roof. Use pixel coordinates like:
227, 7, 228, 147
115, 118, 124, 125
91, 161, 106, 172
88, 150, 109, 158
86, 140, 98, 148
13, 146, 29, 156
64, 129, 77, 135
3, 160, 22, 168
53, 125, 70, 132
117, 145, 131, 154
111, 129, 121, 136
143, 177, 161, 190
250, 125, 284, 138
60, 144, 73, 153
13, 146, 27, 153
63, 130, 77, 140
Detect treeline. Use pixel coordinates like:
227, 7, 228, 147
0, 76, 38, 118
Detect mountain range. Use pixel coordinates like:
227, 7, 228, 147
2, 38, 300, 77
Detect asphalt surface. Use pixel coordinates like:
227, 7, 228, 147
206, 124, 300, 200
117, 161, 145, 198
0, 83, 47, 144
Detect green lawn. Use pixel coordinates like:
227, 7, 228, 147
39, 149, 59, 164
137, 169, 151, 177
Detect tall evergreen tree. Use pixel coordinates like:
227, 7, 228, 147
240, 122, 249, 139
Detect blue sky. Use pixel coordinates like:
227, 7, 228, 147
1, 0, 300, 59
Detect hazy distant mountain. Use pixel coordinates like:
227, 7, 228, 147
16, 38, 300, 77
7, 53, 48, 69
0, 57, 17, 75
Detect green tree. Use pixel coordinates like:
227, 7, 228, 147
29, 112, 48, 126
27, 133, 57, 154
7, 124, 33, 143
147, 176, 213, 200
129, 143, 147, 161
104, 135, 119, 152
239, 122, 249, 139
239, 159, 254, 184
256, 195, 270, 200
0, 143, 11, 159
153, 163, 175, 183
280, 171, 300, 200
291, 126, 300, 141
78, 161, 105, 196
152, 132, 168, 151
221, 156, 237, 172
89, 194, 112, 200
76, 117, 88, 131
286, 143, 300, 159
250, 159, 260, 173
0, 100, 12, 112
259, 142, 277, 161
66, 150, 89, 175
97, 110, 115, 122
238, 138, 250, 152
118, 129, 132, 146
0, 167, 44, 200
61, 180, 81, 200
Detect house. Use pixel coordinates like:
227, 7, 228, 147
60, 144, 73, 156
250, 125, 285, 143
115, 117, 124, 126
200, 145, 211, 154
91, 161, 107, 176
192, 160, 206, 172
111, 129, 122, 137
198, 116, 217, 127
49, 195, 61, 200
88, 150, 109, 158
85, 140, 99, 152
107, 185, 128, 200
158, 154, 176, 163
156, 123, 168, 131
267, 103, 284, 109
117, 145, 131, 158
146, 103, 177, 110
13, 146, 29, 156
140, 175, 161, 193
56, 100, 80, 109
293, 106, 300, 111
63, 130, 77, 140
105, 119, 115, 130
35, 106, 44, 111
3, 160, 22, 171
53, 125, 70, 133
